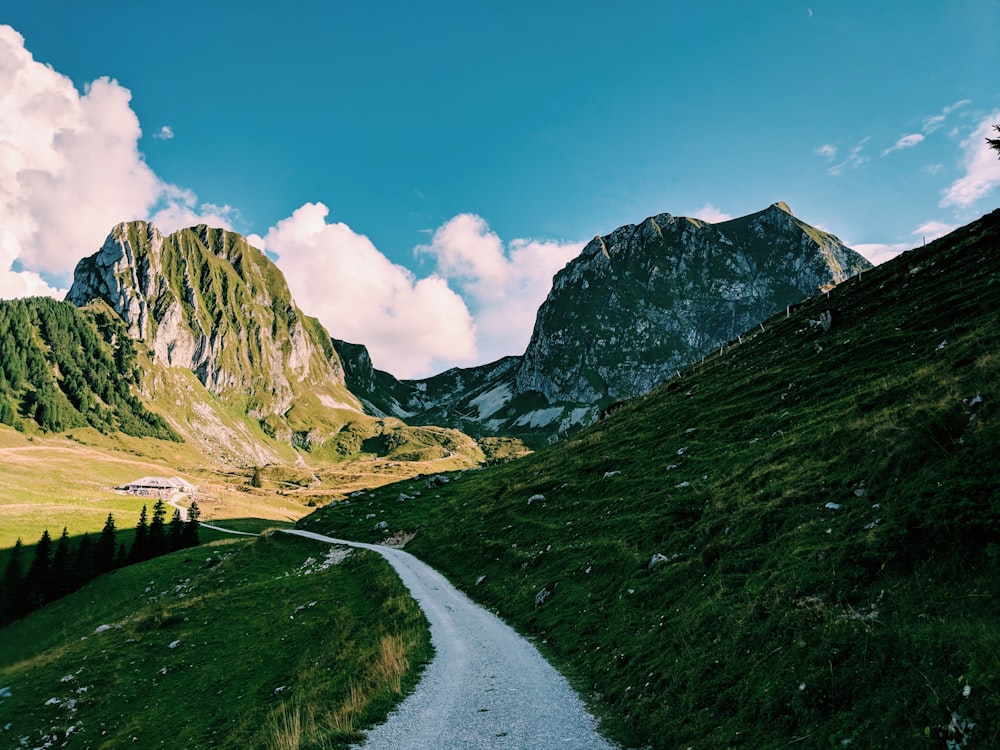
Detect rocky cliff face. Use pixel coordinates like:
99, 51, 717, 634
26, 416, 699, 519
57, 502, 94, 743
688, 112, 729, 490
66, 222, 486, 468
514, 202, 870, 406
67, 221, 354, 420
340, 203, 872, 446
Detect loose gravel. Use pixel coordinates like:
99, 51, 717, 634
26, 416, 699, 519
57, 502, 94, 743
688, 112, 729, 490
283, 529, 618, 750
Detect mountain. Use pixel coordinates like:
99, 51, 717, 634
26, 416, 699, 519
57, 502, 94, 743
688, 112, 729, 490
64, 221, 483, 468
335, 203, 871, 445
303, 208, 1000, 748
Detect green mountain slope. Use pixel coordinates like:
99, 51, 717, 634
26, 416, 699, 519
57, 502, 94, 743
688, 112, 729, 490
301, 209, 1000, 748
62, 221, 484, 471
0, 297, 176, 440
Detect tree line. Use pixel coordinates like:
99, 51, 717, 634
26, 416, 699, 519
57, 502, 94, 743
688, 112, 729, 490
0, 297, 178, 440
1, 499, 200, 626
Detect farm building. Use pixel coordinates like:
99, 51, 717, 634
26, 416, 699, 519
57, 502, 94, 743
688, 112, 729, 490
122, 476, 197, 497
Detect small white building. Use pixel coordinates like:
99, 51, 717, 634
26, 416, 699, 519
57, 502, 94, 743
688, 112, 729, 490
123, 476, 197, 497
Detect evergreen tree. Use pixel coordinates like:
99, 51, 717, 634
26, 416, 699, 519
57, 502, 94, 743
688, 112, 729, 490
96, 512, 117, 574
149, 499, 167, 557
988, 124, 1000, 156
24, 529, 53, 610
0, 398, 14, 426
130, 505, 150, 563
250, 466, 263, 488
168, 508, 185, 551
1, 538, 24, 624
115, 542, 128, 568
49, 527, 74, 601
73, 533, 95, 590
182, 501, 201, 549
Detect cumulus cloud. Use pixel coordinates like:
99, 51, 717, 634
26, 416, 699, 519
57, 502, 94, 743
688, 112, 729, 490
415, 214, 582, 365
254, 203, 478, 379
690, 203, 733, 223
255, 207, 582, 378
0, 25, 231, 293
153, 125, 174, 140
853, 220, 958, 266
940, 111, 1000, 208
851, 242, 910, 266
882, 133, 924, 157
150, 186, 239, 234
912, 220, 958, 243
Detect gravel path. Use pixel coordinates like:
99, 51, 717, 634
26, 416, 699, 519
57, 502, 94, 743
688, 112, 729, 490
282, 529, 618, 750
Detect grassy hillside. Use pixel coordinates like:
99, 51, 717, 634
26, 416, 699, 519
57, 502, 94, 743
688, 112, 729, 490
300, 209, 1000, 748
0, 532, 431, 749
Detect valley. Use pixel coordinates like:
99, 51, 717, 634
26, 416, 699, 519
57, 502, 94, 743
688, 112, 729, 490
1, 205, 998, 748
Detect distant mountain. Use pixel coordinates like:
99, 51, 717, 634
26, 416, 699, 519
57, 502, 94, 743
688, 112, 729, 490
64, 222, 482, 467
16, 203, 868, 462
335, 203, 872, 445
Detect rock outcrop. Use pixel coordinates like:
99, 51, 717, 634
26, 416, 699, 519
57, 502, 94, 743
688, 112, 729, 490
65, 222, 484, 466
67, 222, 356, 422
337, 203, 872, 445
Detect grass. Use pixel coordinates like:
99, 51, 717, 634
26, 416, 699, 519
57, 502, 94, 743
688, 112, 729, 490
298, 209, 1000, 748
0, 427, 313, 551
0, 531, 431, 749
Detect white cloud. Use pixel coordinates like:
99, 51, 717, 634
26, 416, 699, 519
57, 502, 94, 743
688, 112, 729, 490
881, 133, 924, 157
852, 219, 959, 266
923, 99, 971, 134
150, 187, 239, 234
415, 214, 582, 366
827, 138, 869, 176
940, 111, 1000, 208
814, 144, 837, 160
852, 242, 910, 265
912, 220, 958, 242
690, 203, 733, 223
0, 25, 232, 293
256, 203, 479, 379
153, 125, 174, 140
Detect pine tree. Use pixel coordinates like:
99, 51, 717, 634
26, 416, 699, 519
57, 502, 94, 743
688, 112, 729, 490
168, 508, 185, 551
182, 501, 201, 549
130, 505, 150, 563
73, 533, 95, 590
988, 124, 1000, 156
24, 529, 53, 610
96, 512, 117, 574
50, 527, 74, 601
115, 542, 128, 568
149, 499, 167, 557
1, 539, 25, 624
250, 466, 263, 488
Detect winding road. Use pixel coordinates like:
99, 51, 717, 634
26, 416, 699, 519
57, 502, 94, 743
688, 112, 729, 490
282, 529, 618, 750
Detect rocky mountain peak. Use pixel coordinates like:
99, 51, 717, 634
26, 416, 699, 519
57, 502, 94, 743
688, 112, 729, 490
513, 204, 870, 409
334, 204, 873, 447
66, 221, 355, 421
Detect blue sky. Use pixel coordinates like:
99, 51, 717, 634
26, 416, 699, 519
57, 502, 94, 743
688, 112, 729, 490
2, 2, 999, 376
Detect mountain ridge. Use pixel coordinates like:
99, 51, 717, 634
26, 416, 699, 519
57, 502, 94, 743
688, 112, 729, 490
336, 203, 871, 445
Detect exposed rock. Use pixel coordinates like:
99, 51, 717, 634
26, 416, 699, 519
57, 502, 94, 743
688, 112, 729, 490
331, 204, 871, 447
648, 553, 670, 569
534, 587, 553, 607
